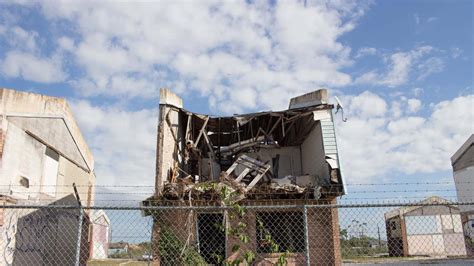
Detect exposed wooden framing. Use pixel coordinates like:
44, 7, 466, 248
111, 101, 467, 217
268, 116, 283, 135
202, 129, 216, 159
281, 116, 286, 137
236, 119, 241, 147
185, 113, 192, 142
255, 127, 270, 141
284, 119, 297, 137
265, 116, 273, 133
249, 117, 254, 140
195, 116, 209, 146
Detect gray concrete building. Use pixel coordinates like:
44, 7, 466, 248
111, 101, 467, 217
0, 88, 96, 265
451, 134, 474, 255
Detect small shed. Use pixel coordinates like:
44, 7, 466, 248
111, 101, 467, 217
385, 196, 466, 257
89, 210, 111, 259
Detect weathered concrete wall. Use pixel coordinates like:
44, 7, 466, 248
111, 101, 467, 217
0, 120, 94, 205
155, 89, 183, 194
8, 117, 88, 170
301, 122, 328, 180
57, 156, 95, 207
0, 121, 44, 199
0, 88, 94, 171
0, 88, 95, 205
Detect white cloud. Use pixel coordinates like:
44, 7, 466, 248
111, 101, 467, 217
412, 87, 424, 97
0, 50, 66, 83
355, 47, 377, 58
355, 46, 435, 87
407, 98, 422, 113
417, 56, 444, 80
57, 36, 75, 51
450, 47, 463, 59
69, 100, 157, 187
0, 25, 38, 52
346, 91, 387, 118
337, 92, 474, 182
8, 1, 370, 113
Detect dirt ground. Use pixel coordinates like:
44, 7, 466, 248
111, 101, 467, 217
343, 257, 474, 265
88, 259, 149, 266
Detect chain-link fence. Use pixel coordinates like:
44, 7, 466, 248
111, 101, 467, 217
1, 201, 474, 265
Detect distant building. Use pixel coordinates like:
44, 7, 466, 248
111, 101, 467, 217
108, 241, 129, 256
0, 88, 101, 265
451, 134, 474, 255
90, 210, 111, 259
385, 196, 466, 257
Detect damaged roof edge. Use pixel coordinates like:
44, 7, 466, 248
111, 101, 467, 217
159, 88, 183, 108
160, 87, 333, 119
289, 88, 328, 109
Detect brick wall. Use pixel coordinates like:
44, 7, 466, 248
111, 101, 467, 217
151, 199, 342, 265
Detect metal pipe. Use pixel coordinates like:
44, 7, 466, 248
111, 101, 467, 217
303, 205, 310, 265
75, 207, 84, 266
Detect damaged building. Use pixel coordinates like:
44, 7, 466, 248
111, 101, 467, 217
0, 88, 101, 265
145, 88, 346, 265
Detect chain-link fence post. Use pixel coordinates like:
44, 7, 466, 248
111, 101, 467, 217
75, 207, 84, 266
303, 205, 310, 265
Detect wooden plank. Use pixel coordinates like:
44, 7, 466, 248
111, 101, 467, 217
226, 163, 238, 175
268, 116, 283, 135
195, 116, 209, 146
235, 168, 251, 182
245, 165, 270, 192
185, 113, 192, 142
202, 130, 215, 159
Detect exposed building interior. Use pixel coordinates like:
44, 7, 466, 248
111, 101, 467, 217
153, 88, 346, 203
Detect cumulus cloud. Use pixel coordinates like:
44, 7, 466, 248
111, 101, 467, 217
9, 0, 370, 113
355, 45, 436, 88
0, 50, 66, 83
417, 56, 444, 80
336, 92, 473, 182
0, 23, 67, 83
355, 47, 377, 58
450, 47, 463, 59
69, 100, 157, 187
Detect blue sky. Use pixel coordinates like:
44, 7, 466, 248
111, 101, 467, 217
0, 0, 472, 204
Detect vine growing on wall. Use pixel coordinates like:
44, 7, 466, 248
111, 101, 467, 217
212, 182, 289, 266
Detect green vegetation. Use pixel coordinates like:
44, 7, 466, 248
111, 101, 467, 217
340, 220, 388, 259
157, 227, 207, 265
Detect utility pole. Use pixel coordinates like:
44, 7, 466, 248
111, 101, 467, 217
377, 225, 381, 247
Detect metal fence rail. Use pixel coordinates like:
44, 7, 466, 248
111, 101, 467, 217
1, 202, 474, 265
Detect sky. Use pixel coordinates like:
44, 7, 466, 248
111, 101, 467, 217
0, 0, 473, 204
